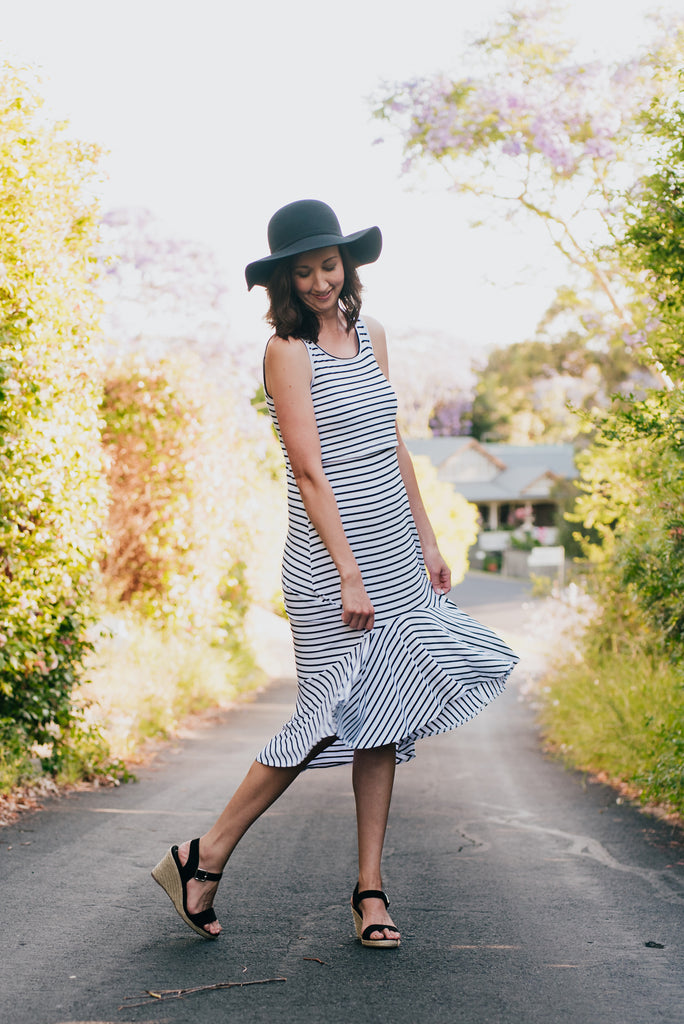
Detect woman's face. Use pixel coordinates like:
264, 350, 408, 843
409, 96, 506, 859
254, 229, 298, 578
291, 246, 345, 315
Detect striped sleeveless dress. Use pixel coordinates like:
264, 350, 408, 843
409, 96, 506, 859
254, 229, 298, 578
258, 318, 517, 769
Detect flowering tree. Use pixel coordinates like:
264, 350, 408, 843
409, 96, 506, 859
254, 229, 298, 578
376, 3, 684, 809
99, 208, 259, 399
388, 328, 475, 437
374, 4, 684, 388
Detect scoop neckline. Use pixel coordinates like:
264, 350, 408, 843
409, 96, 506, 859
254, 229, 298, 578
312, 325, 361, 361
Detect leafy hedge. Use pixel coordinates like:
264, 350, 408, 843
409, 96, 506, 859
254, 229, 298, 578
0, 64, 105, 768
569, 94, 684, 663
540, 95, 684, 816
100, 353, 254, 638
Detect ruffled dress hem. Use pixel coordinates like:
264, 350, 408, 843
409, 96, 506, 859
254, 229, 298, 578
255, 595, 518, 770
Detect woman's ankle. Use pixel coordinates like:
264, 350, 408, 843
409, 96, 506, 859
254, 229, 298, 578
198, 835, 229, 873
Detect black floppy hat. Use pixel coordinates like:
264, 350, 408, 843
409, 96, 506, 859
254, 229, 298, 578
245, 200, 382, 290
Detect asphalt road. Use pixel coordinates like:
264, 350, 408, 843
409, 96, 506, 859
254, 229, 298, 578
1, 573, 683, 1024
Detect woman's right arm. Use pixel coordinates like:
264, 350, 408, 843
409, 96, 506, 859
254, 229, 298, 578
264, 337, 375, 631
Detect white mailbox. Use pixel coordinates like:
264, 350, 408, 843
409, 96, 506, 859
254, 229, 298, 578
528, 546, 565, 567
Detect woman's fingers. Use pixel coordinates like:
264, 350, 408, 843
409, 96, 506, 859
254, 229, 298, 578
433, 568, 451, 595
341, 605, 375, 631
340, 577, 374, 630
427, 555, 451, 595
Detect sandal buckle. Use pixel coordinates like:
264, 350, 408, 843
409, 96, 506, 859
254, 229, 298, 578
194, 868, 215, 882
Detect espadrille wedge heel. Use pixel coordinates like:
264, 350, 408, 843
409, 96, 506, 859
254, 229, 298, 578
152, 838, 222, 939
351, 884, 400, 948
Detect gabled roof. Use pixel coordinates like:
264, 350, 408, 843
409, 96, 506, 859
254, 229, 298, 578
520, 470, 563, 496
406, 439, 577, 504
481, 443, 576, 479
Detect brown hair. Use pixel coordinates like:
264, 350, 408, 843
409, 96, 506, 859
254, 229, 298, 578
265, 247, 363, 342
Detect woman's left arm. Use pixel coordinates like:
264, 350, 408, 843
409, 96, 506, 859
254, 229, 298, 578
365, 316, 452, 596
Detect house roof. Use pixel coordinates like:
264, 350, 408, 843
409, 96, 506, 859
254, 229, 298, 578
406, 438, 577, 504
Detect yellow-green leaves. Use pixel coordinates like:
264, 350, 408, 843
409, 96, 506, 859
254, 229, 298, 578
0, 61, 105, 767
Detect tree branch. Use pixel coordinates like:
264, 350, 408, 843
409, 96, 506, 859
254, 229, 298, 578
446, 171, 675, 389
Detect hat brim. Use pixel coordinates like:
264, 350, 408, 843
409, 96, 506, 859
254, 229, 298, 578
245, 225, 382, 290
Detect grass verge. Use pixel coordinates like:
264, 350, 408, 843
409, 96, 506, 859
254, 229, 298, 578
538, 627, 684, 820
80, 612, 265, 765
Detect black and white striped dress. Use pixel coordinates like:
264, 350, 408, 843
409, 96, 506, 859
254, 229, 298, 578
258, 319, 517, 769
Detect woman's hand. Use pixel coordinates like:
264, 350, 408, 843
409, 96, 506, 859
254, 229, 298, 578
425, 549, 451, 596
340, 575, 375, 631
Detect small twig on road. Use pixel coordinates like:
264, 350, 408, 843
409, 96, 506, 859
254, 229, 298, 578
303, 956, 330, 966
119, 976, 286, 1008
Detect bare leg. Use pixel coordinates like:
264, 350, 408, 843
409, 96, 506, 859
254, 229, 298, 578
352, 744, 400, 942
178, 736, 334, 935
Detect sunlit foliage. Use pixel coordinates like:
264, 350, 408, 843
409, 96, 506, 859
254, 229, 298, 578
97, 209, 286, 627
411, 455, 478, 584
100, 354, 247, 633
469, 286, 650, 443
0, 63, 106, 770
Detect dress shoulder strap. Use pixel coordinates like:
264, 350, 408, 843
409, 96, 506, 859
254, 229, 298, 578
355, 317, 372, 349
301, 337, 317, 385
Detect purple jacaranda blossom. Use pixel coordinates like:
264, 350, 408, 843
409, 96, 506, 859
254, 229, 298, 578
374, 8, 675, 186
622, 328, 648, 349
501, 137, 525, 156
99, 208, 259, 405
584, 137, 617, 160
610, 58, 641, 89
373, 4, 684, 399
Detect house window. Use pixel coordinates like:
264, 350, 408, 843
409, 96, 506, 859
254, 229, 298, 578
532, 503, 556, 527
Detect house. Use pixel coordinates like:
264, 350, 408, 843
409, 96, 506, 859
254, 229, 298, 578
406, 438, 578, 541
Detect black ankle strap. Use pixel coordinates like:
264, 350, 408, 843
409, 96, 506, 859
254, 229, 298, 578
353, 885, 390, 910
185, 839, 223, 882
194, 867, 222, 883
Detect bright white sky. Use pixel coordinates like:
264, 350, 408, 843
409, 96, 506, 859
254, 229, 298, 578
2, 0, 682, 357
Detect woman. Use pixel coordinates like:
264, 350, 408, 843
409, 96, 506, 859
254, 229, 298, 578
152, 200, 518, 947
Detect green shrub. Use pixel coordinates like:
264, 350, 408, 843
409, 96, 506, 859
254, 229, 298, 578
0, 717, 38, 794
538, 592, 684, 816
0, 63, 106, 764
616, 437, 684, 647
51, 718, 129, 787
570, 399, 684, 661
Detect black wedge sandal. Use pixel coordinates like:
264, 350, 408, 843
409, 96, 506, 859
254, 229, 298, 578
351, 883, 401, 948
151, 838, 223, 939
